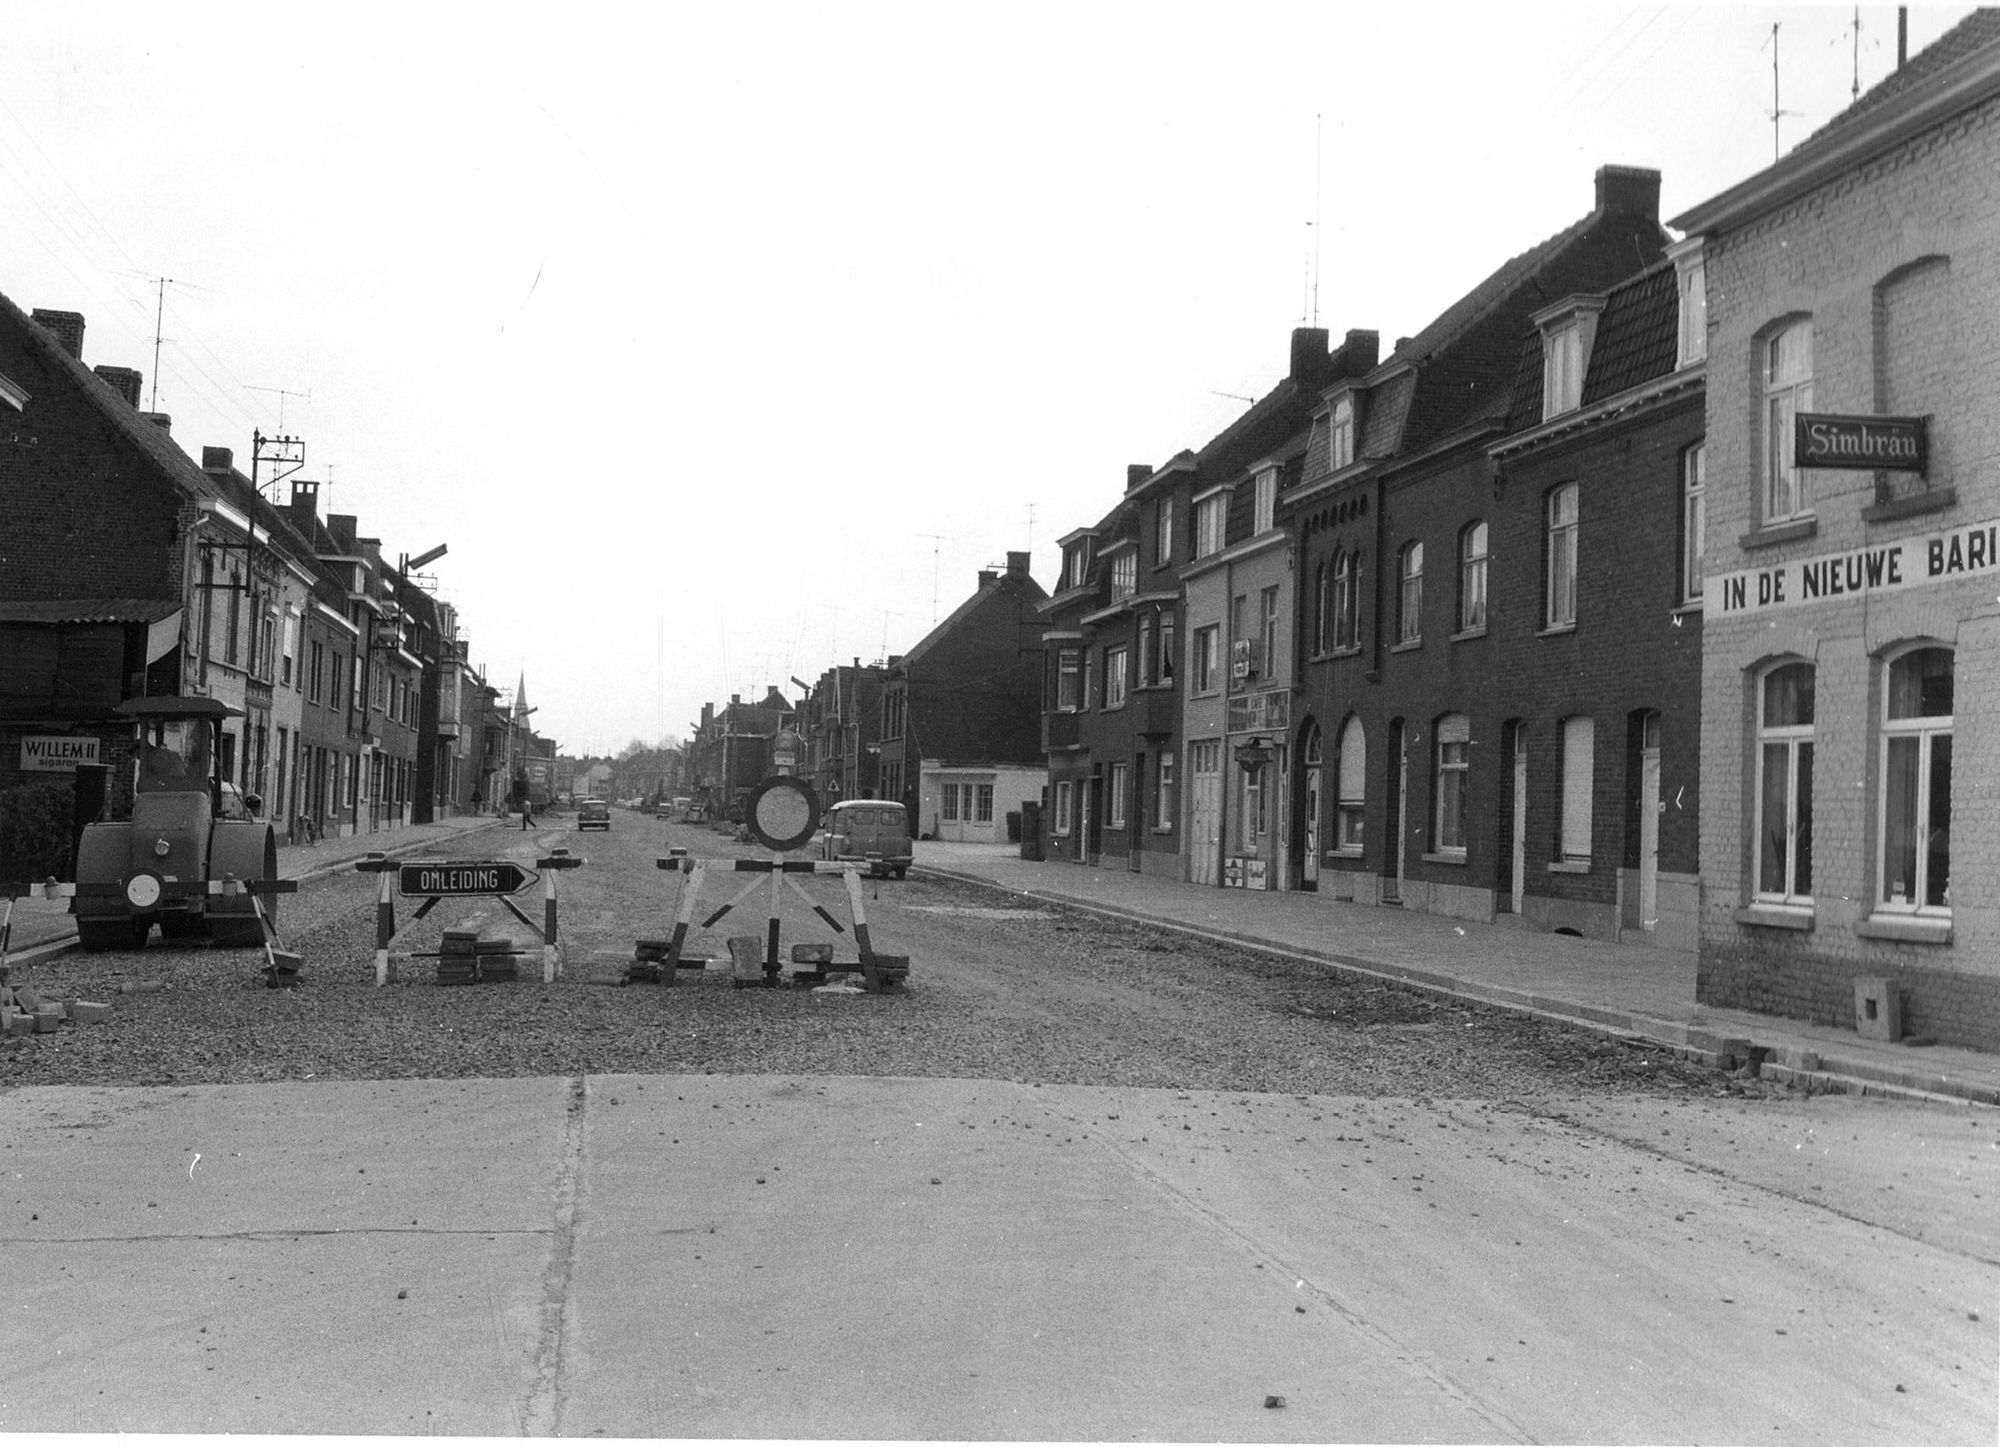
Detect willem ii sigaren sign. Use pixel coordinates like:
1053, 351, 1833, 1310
1794, 412, 1929, 472
1708, 516, 2000, 617
20, 736, 101, 772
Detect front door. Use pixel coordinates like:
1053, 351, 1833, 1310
1639, 712, 1661, 930
1188, 739, 1222, 885
1385, 721, 1407, 904
1511, 727, 1528, 914
1301, 722, 1322, 890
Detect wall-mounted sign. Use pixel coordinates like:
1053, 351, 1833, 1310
1708, 515, 2000, 617
1795, 413, 1929, 473
1226, 690, 1289, 736
20, 736, 100, 772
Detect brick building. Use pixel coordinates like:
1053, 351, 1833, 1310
880, 552, 1046, 843
1673, 12, 2000, 1049
1291, 166, 1670, 923
801, 659, 885, 805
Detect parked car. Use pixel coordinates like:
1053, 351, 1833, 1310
815, 799, 912, 879
577, 798, 611, 831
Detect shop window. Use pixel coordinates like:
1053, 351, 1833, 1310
1755, 661, 1815, 905
975, 784, 994, 825
1878, 647, 1952, 914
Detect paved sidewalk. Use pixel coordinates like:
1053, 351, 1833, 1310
913, 841, 2000, 1109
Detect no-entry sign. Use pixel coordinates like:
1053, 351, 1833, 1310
397, 860, 531, 896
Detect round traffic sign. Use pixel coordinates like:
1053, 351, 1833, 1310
745, 776, 821, 852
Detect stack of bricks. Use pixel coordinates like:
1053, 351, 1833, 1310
437, 929, 480, 986
0, 983, 112, 1036
476, 938, 518, 982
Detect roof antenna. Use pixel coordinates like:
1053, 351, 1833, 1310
1303, 112, 1323, 328
147, 276, 174, 411
1765, 23, 1803, 162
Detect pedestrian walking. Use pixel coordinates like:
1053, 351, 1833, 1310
520, 797, 536, 829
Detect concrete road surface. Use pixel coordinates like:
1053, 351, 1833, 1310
2, 1074, 1994, 1442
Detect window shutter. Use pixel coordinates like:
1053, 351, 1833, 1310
1561, 716, 1595, 858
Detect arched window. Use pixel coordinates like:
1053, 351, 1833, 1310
1312, 560, 1330, 655
1879, 646, 1952, 913
1396, 542, 1423, 645
1333, 550, 1359, 650
1755, 661, 1815, 905
1764, 321, 1814, 523
1458, 522, 1488, 632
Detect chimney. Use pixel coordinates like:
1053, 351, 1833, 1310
202, 446, 234, 473
31, 309, 85, 359
289, 478, 320, 523
1126, 463, 1153, 491
93, 365, 143, 408
978, 568, 998, 587
1290, 326, 1331, 385
139, 412, 172, 434
1594, 165, 1661, 222
1338, 329, 1380, 376
1005, 550, 1031, 581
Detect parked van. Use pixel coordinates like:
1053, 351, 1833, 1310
816, 799, 912, 879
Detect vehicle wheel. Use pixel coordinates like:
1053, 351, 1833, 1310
77, 917, 149, 951
893, 867, 907, 880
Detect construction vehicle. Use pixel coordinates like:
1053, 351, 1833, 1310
71, 696, 280, 951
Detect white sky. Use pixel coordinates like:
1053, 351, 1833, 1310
2, 2, 1977, 755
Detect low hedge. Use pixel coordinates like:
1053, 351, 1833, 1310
0, 779, 76, 882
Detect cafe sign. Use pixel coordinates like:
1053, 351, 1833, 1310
1794, 412, 1928, 473
1709, 515, 2000, 617
20, 736, 100, 773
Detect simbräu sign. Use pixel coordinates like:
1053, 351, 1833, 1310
1794, 412, 1928, 473
1707, 515, 2000, 617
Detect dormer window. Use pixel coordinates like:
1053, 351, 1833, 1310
1534, 296, 1606, 420
1110, 549, 1137, 600
1329, 395, 1355, 470
1060, 538, 1092, 591
1252, 466, 1278, 533
1670, 236, 1707, 367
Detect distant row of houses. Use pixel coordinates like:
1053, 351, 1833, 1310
679, 13, 2000, 1052
0, 293, 555, 841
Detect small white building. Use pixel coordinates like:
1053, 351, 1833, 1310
919, 760, 1044, 844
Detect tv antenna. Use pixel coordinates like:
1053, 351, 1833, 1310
147, 276, 174, 411
247, 383, 311, 431
1765, 22, 1803, 162
1303, 112, 1322, 327
917, 532, 953, 622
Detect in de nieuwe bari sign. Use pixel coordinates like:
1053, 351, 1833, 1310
1707, 516, 2000, 617
20, 736, 101, 772
1794, 412, 1928, 473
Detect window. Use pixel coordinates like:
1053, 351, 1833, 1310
1764, 321, 1814, 523
1137, 614, 1155, 685
1105, 645, 1128, 708
1054, 780, 1074, 835
1335, 716, 1365, 851
282, 610, 299, 689
975, 783, 994, 825
1155, 751, 1175, 830
1107, 762, 1128, 829
1676, 245, 1707, 366
1396, 541, 1423, 645
1434, 714, 1470, 855
1062, 541, 1091, 591
1260, 587, 1279, 677
1755, 662, 1815, 904
1879, 647, 1951, 913
1543, 325, 1585, 417
1253, 467, 1277, 533
1111, 551, 1137, 600
1159, 614, 1176, 682
1546, 483, 1578, 629
1056, 648, 1080, 710
1238, 753, 1267, 849
1559, 715, 1594, 862
1155, 499, 1173, 566
1194, 491, 1227, 557
307, 641, 324, 704
1333, 550, 1358, 650
1193, 624, 1220, 693
1082, 648, 1095, 710
1458, 522, 1488, 633
1682, 442, 1706, 603
1329, 396, 1355, 471
941, 784, 959, 821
